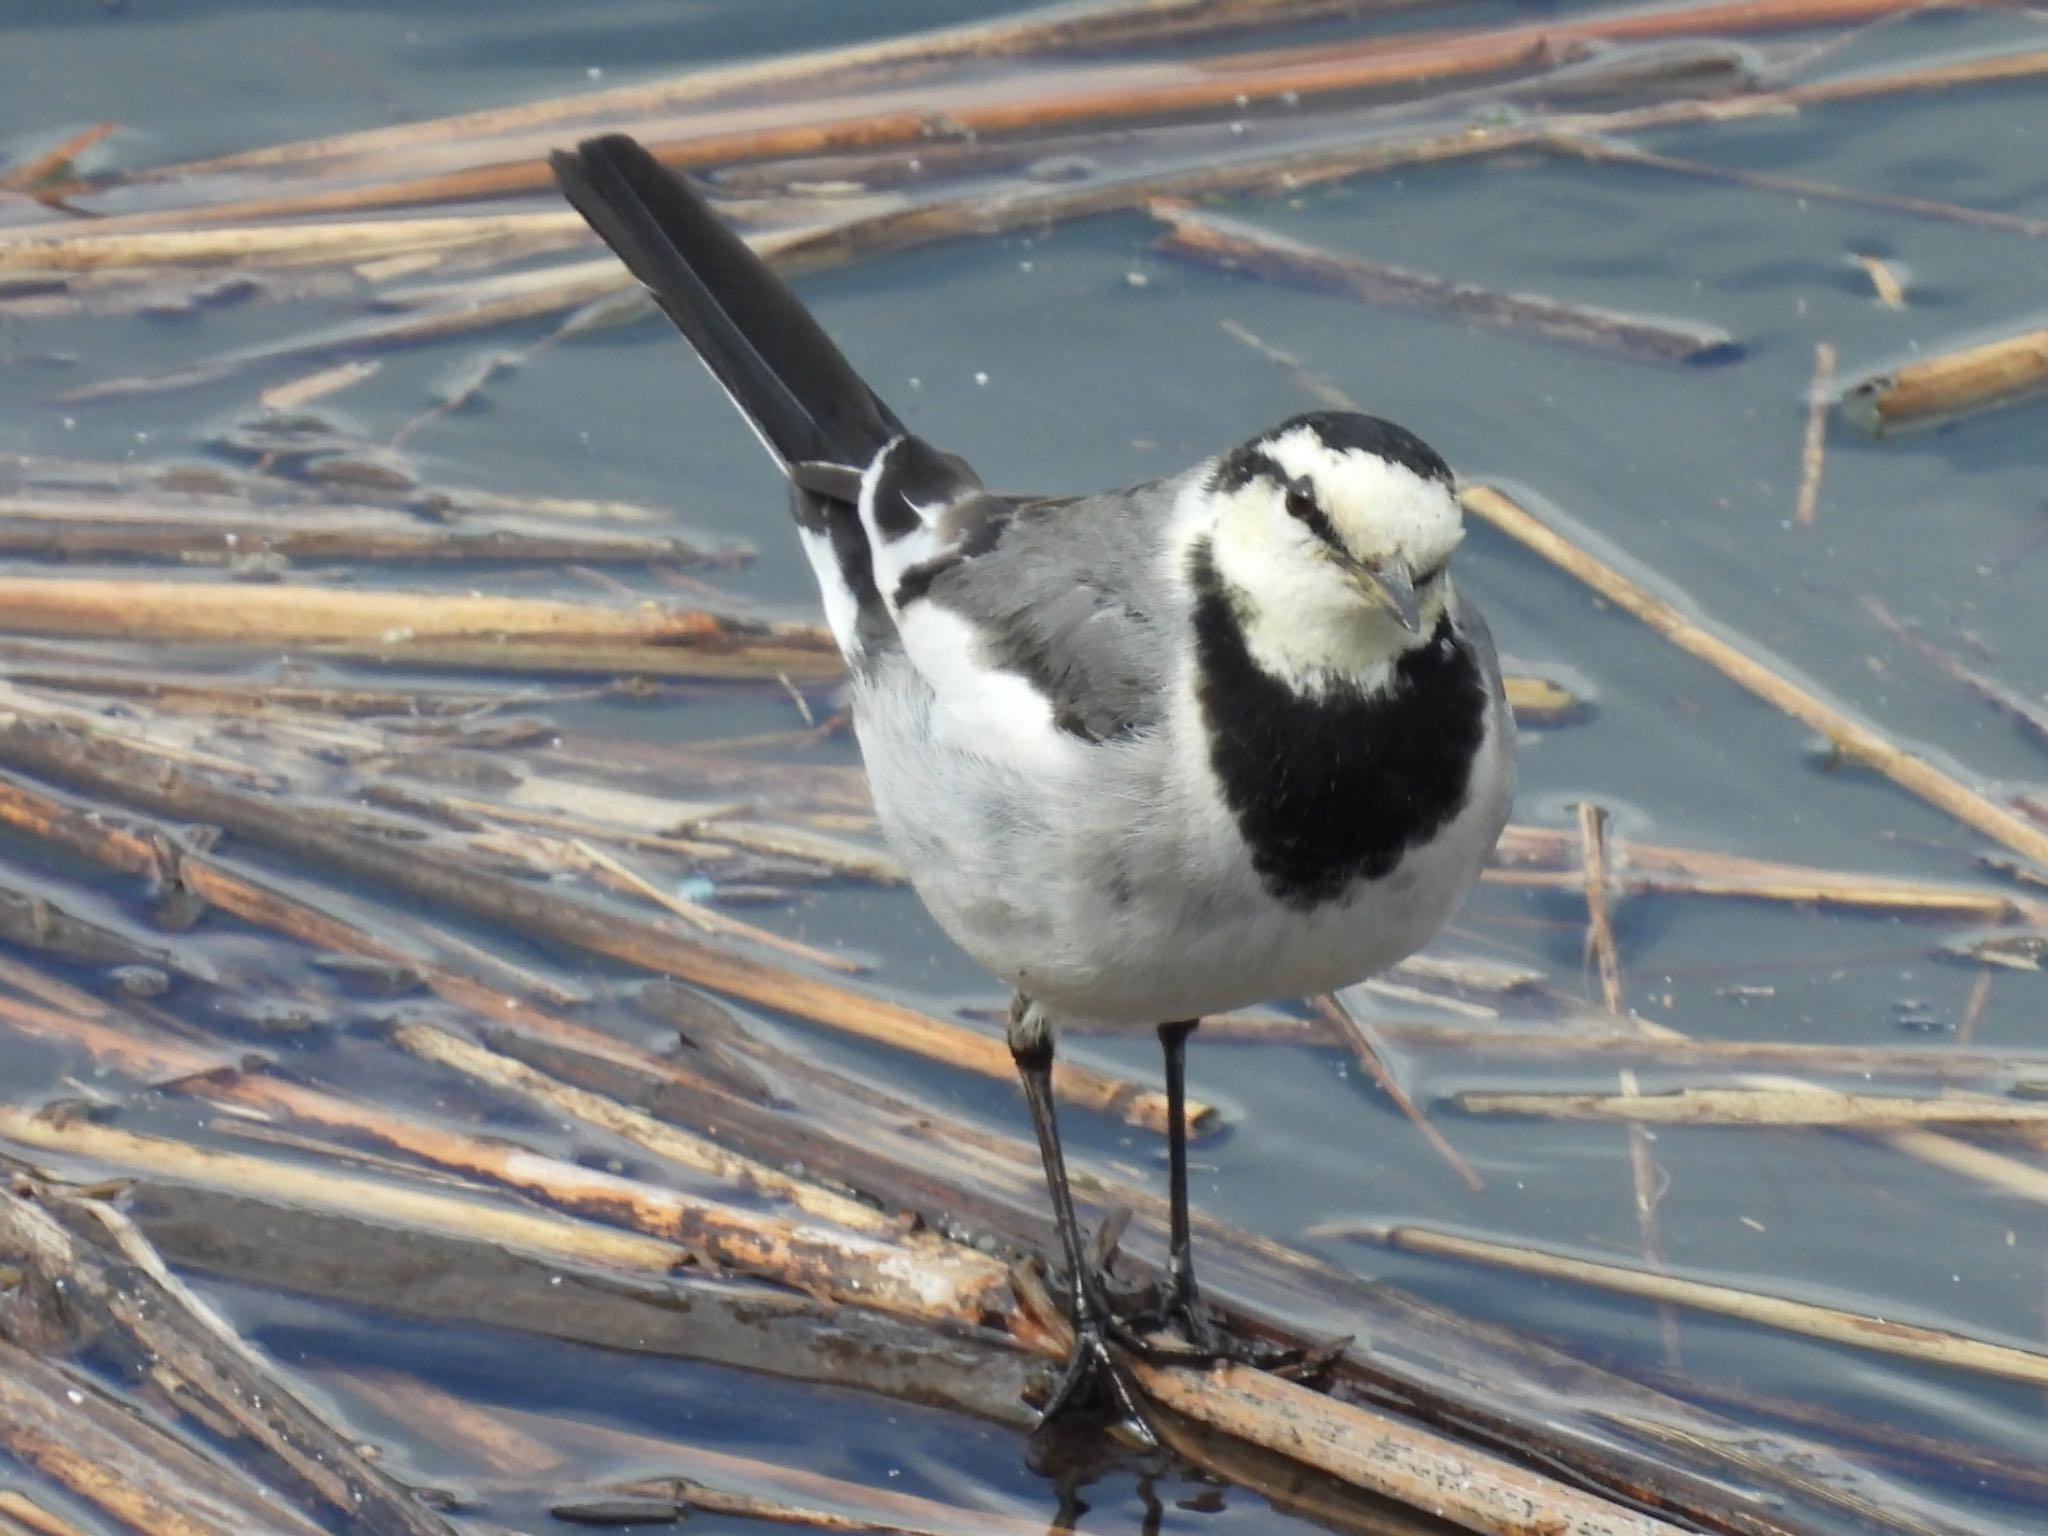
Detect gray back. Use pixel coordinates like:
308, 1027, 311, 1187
919, 470, 1197, 741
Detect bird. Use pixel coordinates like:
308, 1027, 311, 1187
551, 133, 1515, 1433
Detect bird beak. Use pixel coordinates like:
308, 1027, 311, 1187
1334, 554, 1422, 633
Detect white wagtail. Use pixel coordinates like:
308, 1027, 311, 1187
553, 134, 1515, 1429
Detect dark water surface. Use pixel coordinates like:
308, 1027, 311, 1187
2, 2, 2045, 1533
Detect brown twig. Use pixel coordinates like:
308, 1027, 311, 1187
1794, 340, 1836, 527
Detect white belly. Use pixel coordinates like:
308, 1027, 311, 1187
855, 667, 1514, 1027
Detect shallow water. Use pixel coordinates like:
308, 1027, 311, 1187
3, 2, 2046, 1533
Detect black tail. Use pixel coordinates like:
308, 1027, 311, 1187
551, 134, 904, 475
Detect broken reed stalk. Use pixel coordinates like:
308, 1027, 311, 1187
0, 988, 919, 1253
0, 210, 593, 273
1152, 203, 1735, 363
1456, 1084, 2048, 1130
380, 1018, 912, 1239
1340, 1224, 2048, 1389
1310, 994, 1485, 1191
1863, 596, 2048, 752
1372, 1024, 2048, 1083
1, 123, 119, 195
1488, 823, 2048, 925
566, 835, 863, 973
1794, 341, 1836, 526
0, 496, 717, 565
1842, 324, 2048, 432
1867, 1129, 2048, 1203
1545, 135, 2048, 241
0, 722, 1184, 1133
1576, 803, 1625, 1015
0, 573, 827, 650
1576, 803, 1681, 1366
1459, 485, 2048, 874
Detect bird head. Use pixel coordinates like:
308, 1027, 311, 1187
1199, 411, 1464, 685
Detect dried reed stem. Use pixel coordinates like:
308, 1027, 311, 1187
1155, 203, 1734, 363
1129, 1358, 1690, 1536
1794, 341, 1836, 527
1344, 1224, 2048, 1388
1458, 1084, 2048, 1130
1460, 485, 2048, 873
1312, 994, 1485, 1191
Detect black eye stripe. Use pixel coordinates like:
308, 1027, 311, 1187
1281, 473, 1344, 551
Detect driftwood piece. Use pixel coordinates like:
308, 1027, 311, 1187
0, 947, 1993, 1536
0, 1175, 454, 1536
1842, 324, 2048, 432
127, 1183, 1040, 1427
0, 1109, 1696, 1536
454, 1020, 2000, 1536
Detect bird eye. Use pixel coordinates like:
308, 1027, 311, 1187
1283, 476, 1317, 520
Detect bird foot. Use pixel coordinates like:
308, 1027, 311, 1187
1030, 1313, 1158, 1446
1119, 1280, 1305, 1372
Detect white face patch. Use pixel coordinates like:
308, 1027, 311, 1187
1260, 425, 1464, 575
1195, 428, 1465, 693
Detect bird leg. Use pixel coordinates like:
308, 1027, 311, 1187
1007, 995, 1153, 1438
1139, 1017, 1304, 1371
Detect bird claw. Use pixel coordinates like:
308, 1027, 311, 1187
1031, 1315, 1157, 1447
